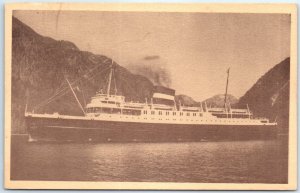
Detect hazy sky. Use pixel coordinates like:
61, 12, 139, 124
14, 11, 290, 101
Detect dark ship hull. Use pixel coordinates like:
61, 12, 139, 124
26, 116, 277, 142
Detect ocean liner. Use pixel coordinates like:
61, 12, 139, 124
25, 62, 277, 142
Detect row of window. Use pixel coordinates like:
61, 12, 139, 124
143, 110, 203, 117
86, 108, 251, 120
87, 107, 204, 117
212, 113, 252, 118
101, 101, 119, 104
99, 116, 254, 123
86, 107, 141, 115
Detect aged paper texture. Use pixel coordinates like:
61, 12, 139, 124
4, 3, 297, 190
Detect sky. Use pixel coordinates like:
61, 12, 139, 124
13, 11, 291, 101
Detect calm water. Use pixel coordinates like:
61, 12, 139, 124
11, 135, 288, 183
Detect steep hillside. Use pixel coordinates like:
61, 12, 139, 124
238, 58, 290, 131
12, 17, 153, 133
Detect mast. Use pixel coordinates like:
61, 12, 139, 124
107, 60, 113, 96
246, 104, 250, 119
224, 68, 230, 109
200, 102, 203, 112
66, 78, 86, 115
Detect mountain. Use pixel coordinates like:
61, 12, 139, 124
203, 94, 238, 108
175, 94, 238, 108
175, 95, 198, 106
12, 17, 154, 133
237, 58, 290, 132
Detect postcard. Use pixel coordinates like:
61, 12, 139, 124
4, 3, 297, 190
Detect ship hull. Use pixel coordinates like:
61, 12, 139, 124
26, 116, 277, 142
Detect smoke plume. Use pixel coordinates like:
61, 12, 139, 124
127, 55, 172, 87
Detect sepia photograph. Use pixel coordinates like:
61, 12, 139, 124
4, 3, 297, 190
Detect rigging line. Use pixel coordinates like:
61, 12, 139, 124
53, 82, 66, 95
81, 86, 87, 107
34, 89, 72, 111
47, 63, 111, 101
39, 62, 111, 109
34, 82, 69, 110
34, 76, 97, 111
34, 77, 93, 111
50, 58, 111, 95
33, 62, 111, 110
84, 67, 109, 85
33, 81, 76, 111
55, 61, 110, 95
34, 86, 71, 110
66, 77, 86, 115
96, 71, 109, 93
34, 82, 78, 111
33, 78, 84, 110
33, 90, 69, 111
81, 75, 98, 88
34, 63, 108, 109
82, 65, 111, 89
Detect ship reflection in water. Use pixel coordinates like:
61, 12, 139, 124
11, 135, 288, 183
